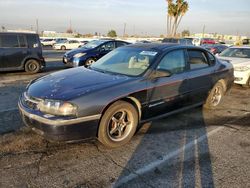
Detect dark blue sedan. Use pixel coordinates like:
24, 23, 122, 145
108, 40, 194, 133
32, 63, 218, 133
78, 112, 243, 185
19, 43, 234, 148
63, 39, 130, 67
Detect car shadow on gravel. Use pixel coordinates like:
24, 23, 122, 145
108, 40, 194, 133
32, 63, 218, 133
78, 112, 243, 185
113, 107, 216, 187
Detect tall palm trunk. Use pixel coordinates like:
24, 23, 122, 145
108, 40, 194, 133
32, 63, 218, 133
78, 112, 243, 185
175, 15, 184, 34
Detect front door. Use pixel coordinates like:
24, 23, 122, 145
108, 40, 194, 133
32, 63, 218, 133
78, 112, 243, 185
146, 49, 189, 118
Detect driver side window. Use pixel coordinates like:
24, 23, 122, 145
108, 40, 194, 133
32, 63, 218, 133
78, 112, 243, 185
157, 50, 186, 74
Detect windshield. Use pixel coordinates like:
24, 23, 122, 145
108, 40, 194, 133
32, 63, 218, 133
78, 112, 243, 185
83, 40, 106, 49
90, 48, 158, 76
220, 48, 250, 58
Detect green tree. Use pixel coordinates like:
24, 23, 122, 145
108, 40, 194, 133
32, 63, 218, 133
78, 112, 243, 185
107, 30, 117, 38
181, 30, 190, 37
166, 0, 189, 37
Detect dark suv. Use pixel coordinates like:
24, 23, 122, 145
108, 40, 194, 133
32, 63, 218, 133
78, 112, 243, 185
0, 32, 45, 73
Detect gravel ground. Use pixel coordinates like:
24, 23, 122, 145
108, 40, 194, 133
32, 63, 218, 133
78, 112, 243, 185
0, 51, 249, 188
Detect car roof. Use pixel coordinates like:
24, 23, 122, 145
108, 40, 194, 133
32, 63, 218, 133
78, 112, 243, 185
125, 43, 187, 51
230, 46, 250, 49
0, 32, 37, 35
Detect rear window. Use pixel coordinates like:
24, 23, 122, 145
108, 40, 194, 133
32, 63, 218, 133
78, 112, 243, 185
116, 41, 128, 47
0, 34, 19, 48
26, 35, 39, 48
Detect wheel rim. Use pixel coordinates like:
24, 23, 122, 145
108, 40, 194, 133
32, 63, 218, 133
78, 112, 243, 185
107, 109, 134, 142
28, 61, 38, 72
86, 59, 95, 66
211, 86, 223, 106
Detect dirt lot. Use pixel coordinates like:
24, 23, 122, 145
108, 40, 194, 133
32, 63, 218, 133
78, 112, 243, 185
0, 51, 249, 188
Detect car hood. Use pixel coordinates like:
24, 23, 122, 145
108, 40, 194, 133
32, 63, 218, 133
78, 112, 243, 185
218, 56, 250, 66
65, 47, 93, 57
27, 67, 132, 100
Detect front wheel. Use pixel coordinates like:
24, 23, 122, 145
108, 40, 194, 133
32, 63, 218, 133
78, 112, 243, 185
24, 59, 41, 74
242, 77, 250, 88
85, 58, 95, 67
204, 82, 225, 109
98, 101, 138, 148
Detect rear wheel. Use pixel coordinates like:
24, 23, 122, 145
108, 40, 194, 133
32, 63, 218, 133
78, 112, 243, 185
24, 59, 40, 74
204, 82, 225, 109
61, 45, 66, 50
98, 101, 138, 148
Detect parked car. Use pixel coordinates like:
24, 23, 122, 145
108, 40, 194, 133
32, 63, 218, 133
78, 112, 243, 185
55, 38, 68, 43
18, 43, 234, 147
203, 44, 228, 55
63, 39, 130, 67
200, 38, 216, 45
242, 38, 250, 46
136, 40, 151, 44
218, 46, 250, 87
162, 38, 193, 45
0, 32, 45, 73
53, 40, 83, 50
41, 38, 56, 47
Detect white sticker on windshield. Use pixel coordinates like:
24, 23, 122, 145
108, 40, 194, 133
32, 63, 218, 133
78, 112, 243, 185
140, 51, 158, 56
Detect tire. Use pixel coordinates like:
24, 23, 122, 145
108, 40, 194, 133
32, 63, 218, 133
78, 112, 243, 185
98, 101, 138, 148
24, 59, 41, 74
61, 45, 66, 50
204, 82, 225, 109
242, 77, 250, 88
85, 58, 95, 67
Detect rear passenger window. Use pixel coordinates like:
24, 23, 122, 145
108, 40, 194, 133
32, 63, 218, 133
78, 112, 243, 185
187, 50, 209, 69
0, 35, 19, 48
18, 35, 27, 48
27, 35, 39, 48
116, 42, 127, 47
157, 50, 186, 74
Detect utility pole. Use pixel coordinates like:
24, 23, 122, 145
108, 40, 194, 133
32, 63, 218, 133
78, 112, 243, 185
123, 23, 126, 37
36, 19, 39, 34
202, 25, 205, 38
70, 19, 72, 31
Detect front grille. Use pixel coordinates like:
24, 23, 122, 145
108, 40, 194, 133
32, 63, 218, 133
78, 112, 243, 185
22, 92, 41, 110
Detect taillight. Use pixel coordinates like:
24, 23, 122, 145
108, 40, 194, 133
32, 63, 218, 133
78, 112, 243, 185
210, 48, 217, 53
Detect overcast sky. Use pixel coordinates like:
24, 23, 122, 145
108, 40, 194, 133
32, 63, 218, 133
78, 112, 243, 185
0, 0, 250, 36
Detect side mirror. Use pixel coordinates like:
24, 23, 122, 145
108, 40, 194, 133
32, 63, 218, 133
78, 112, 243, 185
152, 69, 172, 79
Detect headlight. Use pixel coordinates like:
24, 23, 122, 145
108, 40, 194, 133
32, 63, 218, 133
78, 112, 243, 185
38, 99, 77, 116
73, 53, 86, 58
234, 66, 250, 72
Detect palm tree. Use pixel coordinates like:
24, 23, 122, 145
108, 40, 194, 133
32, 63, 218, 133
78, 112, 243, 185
166, 0, 189, 37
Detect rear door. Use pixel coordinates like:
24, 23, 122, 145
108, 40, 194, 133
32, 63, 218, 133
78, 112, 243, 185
146, 49, 189, 118
0, 33, 28, 69
186, 49, 214, 104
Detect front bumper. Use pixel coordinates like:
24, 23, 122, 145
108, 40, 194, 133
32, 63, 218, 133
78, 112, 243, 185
234, 70, 250, 85
63, 56, 83, 67
18, 100, 101, 142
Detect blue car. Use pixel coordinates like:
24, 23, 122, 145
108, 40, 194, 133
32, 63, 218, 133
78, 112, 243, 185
19, 43, 234, 148
63, 39, 130, 67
